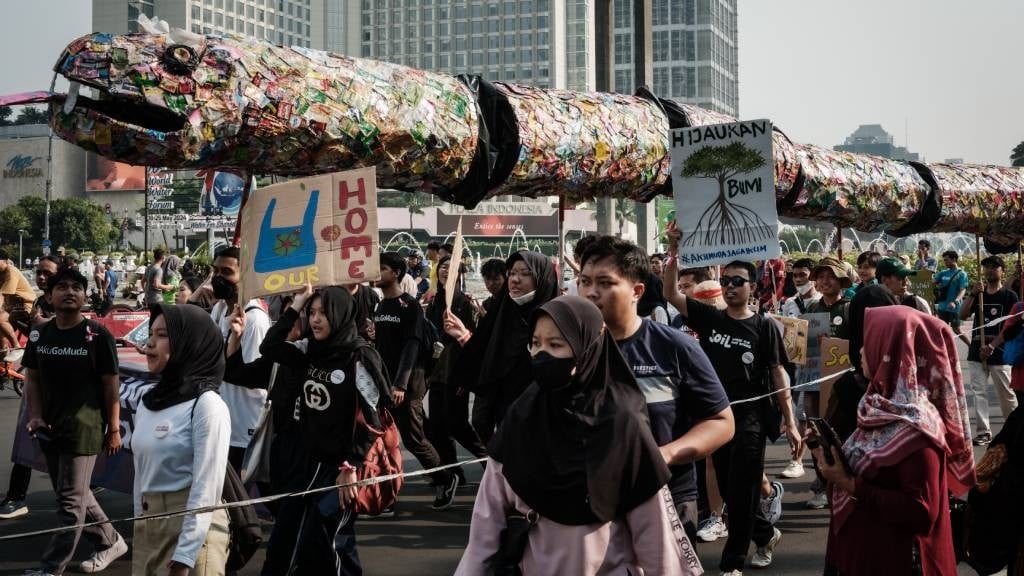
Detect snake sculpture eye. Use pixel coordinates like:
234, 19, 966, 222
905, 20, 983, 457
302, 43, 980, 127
162, 44, 201, 74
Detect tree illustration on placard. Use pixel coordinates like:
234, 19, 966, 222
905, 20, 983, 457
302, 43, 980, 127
681, 141, 774, 247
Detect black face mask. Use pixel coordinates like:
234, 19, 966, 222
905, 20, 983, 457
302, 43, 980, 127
211, 275, 237, 300
531, 351, 576, 391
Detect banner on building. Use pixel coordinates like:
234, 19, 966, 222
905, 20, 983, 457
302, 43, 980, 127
437, 201, 558, 237
86, 153, 146, 191
240, 167, 380, 301
199, 170, 248, 216
670, 119, 780, 267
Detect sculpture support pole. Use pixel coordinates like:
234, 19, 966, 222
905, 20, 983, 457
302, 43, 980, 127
632, 0, 657, 252
594, 0, 615, 236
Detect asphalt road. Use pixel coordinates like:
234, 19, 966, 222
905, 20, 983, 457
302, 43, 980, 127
0, 373, 1006, 576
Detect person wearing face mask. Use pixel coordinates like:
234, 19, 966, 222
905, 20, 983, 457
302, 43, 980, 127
456, 296, 702, 576
444, 251, 559, 445
780, 258, 820, 318
189, 246, 272, 472
133, 304, 232, 576
257, 284, 388, 575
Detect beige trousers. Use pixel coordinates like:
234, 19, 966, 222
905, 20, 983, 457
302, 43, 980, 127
132, 488, 231, 576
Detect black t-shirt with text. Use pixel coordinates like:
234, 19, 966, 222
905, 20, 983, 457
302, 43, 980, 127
966, 288, 1019, 364
683, 299, 784, 401
373, 293, 425, 385
22, 319, 118, 455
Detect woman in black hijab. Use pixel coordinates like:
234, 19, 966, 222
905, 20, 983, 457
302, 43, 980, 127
425, 256, 487, 480
445, 250, 559, 444
637, 272, 669, 323
825, 284, 899, 440
132, 304, 232, 574
258, 285, 389, 576
456, 296, 701, 575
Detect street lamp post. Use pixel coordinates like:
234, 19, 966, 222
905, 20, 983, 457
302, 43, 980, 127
17, 230, 25, 269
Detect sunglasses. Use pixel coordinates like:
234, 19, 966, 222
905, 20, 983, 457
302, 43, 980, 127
719, 275, 751, 288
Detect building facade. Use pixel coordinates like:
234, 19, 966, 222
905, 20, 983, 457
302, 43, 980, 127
0, 125, 87, 209
93, 0, 318, 48
613, 0, 738, 116
834, 124, 920, 162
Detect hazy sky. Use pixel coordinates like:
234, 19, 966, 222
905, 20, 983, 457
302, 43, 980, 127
2, 0, 1021, 165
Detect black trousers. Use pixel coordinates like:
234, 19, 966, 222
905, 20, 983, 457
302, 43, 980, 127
261, 461, 361, 576
393, 377, 449, 485
5, 462, 31, 501
711, 404, 775, 572
428, 383, 487, 470
471, 392, 499, 447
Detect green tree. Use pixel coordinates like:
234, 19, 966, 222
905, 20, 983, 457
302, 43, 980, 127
13, 106, 49, 125
1012, 141, 1024, 167
2, 196, 117, 254
0, 206, 30, 245
0, 106, 12, 127
406, 192, 426, 231
680, 142, 773, 247
615, 199, 635, 238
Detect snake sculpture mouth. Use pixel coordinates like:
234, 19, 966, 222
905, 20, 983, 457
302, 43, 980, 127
59, 83, 188, 135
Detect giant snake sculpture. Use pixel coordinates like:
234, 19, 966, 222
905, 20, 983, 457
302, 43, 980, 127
7, 22, 1022, 250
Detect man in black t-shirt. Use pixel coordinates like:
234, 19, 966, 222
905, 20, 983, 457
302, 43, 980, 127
578, 237, 732, 550
374, 252, 458, 510
959, 255, 1020, 446
666, 249, 800, 573
22, 267, 127, 574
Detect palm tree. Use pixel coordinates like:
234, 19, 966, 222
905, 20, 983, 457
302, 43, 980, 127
406, 192, 425, 231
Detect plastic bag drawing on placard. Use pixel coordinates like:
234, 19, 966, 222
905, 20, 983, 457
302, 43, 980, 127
254, 185, 319, 273
681, 142, 773, 248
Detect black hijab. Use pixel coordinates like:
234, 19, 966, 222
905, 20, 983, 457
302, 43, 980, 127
848, 284, 899, 377
636, 273, 667, 318
425, 255, 468, 334
308, 286, 391, 403
476, 251, 559, 388
142, 304, 225, 411
490, 296, 670, 525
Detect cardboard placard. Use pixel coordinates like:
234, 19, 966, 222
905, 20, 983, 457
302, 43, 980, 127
769, 313, 809, 366
795, 313, 831, 388
240, 167, 380, 301
908, 269, 935, 308
445, 217, 463, 312
670, 119, 780, 267
819, 337, 851, 417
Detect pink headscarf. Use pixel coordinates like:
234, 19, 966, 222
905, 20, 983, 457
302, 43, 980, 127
832, 307, 975, 530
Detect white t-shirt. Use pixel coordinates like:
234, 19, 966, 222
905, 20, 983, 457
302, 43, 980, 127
781, 293, 822, 317
211, 299, 271, 448
132, 392, 231, 568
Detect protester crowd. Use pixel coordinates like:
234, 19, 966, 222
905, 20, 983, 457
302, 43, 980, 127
0, 230, 1022, 576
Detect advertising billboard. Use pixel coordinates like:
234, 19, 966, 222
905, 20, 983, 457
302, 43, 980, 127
436, 202, 558, 237
86, 153, 145, 191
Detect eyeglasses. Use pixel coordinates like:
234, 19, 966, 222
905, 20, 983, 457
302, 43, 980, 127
719, 275, 750, 288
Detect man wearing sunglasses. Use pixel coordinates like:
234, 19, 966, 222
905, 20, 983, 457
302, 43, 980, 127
664, 235, 799, 574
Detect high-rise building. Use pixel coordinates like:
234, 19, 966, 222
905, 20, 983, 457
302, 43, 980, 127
92, 0, 318, 49
613, 0, 738, 116
352, 0, 594, 91
834, 124, 920, 162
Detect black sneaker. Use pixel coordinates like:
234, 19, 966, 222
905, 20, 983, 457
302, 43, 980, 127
363, 507, 395, 519
431, 474, 459, 510
0, 497, 28, 519
973, 433, 992, 446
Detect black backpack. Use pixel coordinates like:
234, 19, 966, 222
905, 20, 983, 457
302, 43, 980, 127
222, 463, 263, 571
417, 309, 442, 374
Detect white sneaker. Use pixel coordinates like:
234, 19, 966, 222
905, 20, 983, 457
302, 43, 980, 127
23, 570, 56, 576
79, 532, 128, 573
758, 481, 784, 525
696, 512, 729, 542
779, 460, 805, 479
720, 571, 743, 576
750, 527, 782, 568
805, 491, 828, 510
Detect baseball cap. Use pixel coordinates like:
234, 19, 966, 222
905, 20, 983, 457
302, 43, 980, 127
813, 257, 853, 287
407, 249, 422, 258
875, 257, 915, 279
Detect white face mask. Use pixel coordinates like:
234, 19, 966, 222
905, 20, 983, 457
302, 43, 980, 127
797, 283, 814, 296
511, 291, 536, 306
